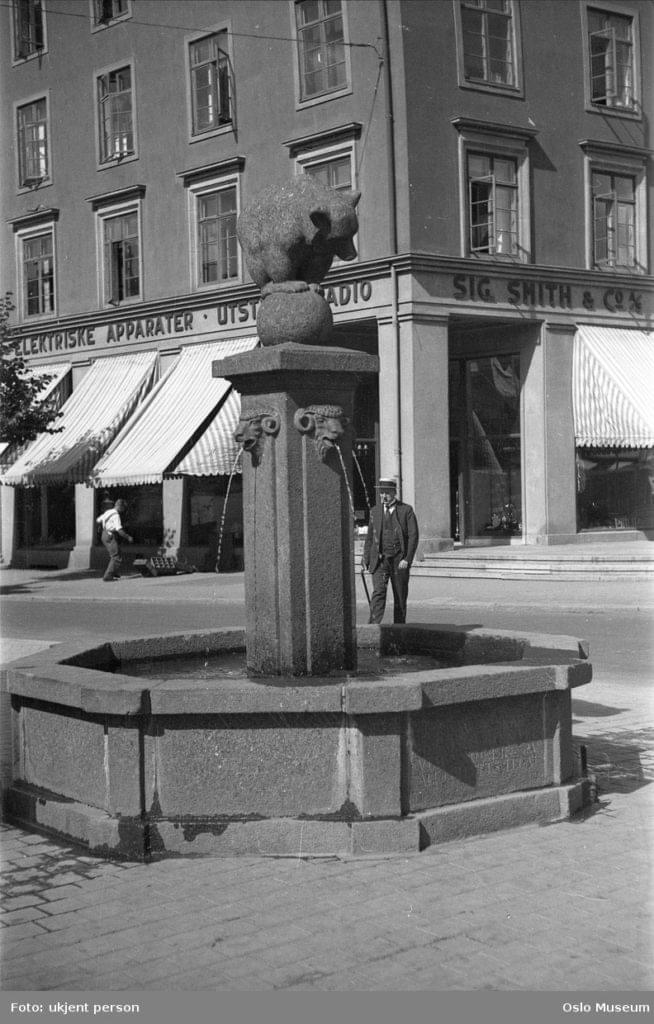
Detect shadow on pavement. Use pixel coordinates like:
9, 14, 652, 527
574, 731, 654, 795
0, 570, 98, 595
572, 697, 628, 718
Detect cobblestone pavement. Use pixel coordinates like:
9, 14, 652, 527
2, 710, 652, 992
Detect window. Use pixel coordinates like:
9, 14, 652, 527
581, 141, 648, 273
197, 188, 238, 285
97, 66, 135, 164
303, 153, 352, 192
102, 210, 141, 303
189, 32, 232, 136
92, 0, 130, 27
592, 171, 635, 267
295, 0, 349, 102
17, 98, 49, 188
453, 118, 535, 261
459, 0, 515, 86
13, 0, 44, 60
22, 231, 55, 317
587, 6, 636, 111
468, 153, 517, 256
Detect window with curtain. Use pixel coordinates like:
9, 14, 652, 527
17, 98, 49, 186
13, 0, 44, 60
460, 0, 515, 87
23, 231, 55, 317
97, 67, 134, 163
592, 171, 635, 268
197, 187, 238, 285
103, 210, 140, 302
468, 153, 518, 256
189, 32, 232, 135
295, 0, 348, 101
588, 7, 635, 111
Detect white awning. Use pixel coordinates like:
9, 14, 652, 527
2, 352, 158, 486
173, 389, 243, 477
92, 338, 257, 486
573, 326, 654, 448
0, 362, 72, 474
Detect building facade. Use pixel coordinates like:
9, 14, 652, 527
1, 0, 652, 572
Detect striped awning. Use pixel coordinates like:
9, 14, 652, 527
173, 389, 243, 476
573, 326, 654, 448
1, 352, 158, 486
0, 362, 72, 473
92, 337, 257, 486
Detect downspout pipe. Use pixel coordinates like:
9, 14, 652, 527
380, 0, 402, 491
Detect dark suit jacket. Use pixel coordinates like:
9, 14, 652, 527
363, 500, 419, 572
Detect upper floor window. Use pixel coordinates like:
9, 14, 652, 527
189, 31, 232, 136
22, 230, 55, 318
295, 0, 349, 103
587, 7, 635, 111
592, 171, 636, 268
17, 98, 49, 188
458, 0, 517, 89
97, 66, 135, 164
103, 209, 141, 303
197, 187, 238, 285
13, 0, 44, 60
581, 140, 648, 273
92, 0, 131, 28
303, 152, 352, 192
468, 153, 517, 256
453, 117, 535, 262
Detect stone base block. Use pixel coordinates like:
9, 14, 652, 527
416, 778, 591, 847
4, 779, 590, 859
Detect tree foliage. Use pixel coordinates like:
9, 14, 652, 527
0, 292, 62, 447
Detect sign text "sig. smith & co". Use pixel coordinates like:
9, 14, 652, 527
453, 274, 643, 314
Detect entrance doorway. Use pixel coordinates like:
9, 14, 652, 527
449, 354, 522, 543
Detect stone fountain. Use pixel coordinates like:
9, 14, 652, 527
3, 178, 592, 859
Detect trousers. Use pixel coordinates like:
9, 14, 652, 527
368, 555, 410, 624
101, 529, 122, 580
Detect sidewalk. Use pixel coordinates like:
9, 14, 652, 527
1, 568, 652, 992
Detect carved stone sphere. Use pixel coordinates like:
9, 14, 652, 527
257, 289, 333, 346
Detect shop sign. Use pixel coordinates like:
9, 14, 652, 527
453, 273, 644, 314
19, 280, 375, 357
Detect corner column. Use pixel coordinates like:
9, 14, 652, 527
69, 484, 96, 569
522, 322, 578, 543
162, 478, 186, 556
399, 316, 452, 553
0, 486, 17, 567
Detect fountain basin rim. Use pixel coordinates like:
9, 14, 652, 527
6, 624, 592, 717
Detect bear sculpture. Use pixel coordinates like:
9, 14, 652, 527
237, 176, 360, 294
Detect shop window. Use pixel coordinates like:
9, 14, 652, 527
97, 66, 135, 164
20, 228, 55, 318
92, 0, 131, 28
17, 485, 75, 547
453, 118, 534, 262
295, 0, 350, 104
13, 0, 45, 61
189, 31, 232, 137
577, 448, 654, 531
186, 476, 244, 571
17, 97, 49, 189
101, 206, 141, 304
96, 486, 163, 546
585, 5, 639, 114
456, 0, 520, 91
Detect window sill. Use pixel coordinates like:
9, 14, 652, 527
189, 123, 234, 144
98, 153, 139, 171
458, 78, 524, 100
296, 84, 353, 111
585, 103, 642, 121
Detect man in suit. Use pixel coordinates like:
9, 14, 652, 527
362, 477, 419, 624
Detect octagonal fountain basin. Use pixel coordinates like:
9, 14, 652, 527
3, 623, 592, 860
